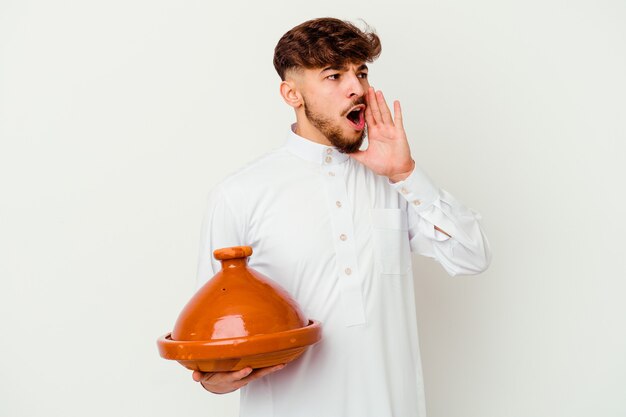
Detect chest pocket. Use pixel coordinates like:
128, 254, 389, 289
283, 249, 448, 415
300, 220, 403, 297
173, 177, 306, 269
371, 208, 412, 275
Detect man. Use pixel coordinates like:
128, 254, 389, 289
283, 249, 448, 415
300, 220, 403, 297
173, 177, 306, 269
191, 17, 491, 417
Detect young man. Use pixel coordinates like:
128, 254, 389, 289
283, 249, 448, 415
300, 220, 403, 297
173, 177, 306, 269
192, 17, 491, 417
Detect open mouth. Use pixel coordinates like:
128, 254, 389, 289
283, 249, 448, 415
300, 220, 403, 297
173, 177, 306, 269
346, 105, 366, 131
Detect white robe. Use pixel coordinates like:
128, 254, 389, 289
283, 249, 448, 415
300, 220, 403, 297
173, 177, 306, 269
196, 126, 491, 417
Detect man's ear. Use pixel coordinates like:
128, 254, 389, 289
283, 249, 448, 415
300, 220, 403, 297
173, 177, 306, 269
279, 80, 303, 109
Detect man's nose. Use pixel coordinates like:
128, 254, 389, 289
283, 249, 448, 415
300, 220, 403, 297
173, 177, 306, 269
346, 73, 365, 98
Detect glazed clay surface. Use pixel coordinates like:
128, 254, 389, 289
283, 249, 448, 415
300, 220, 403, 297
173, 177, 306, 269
157, 246, 321, 371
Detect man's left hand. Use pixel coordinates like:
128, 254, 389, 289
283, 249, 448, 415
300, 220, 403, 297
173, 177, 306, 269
350, 87, 415, 183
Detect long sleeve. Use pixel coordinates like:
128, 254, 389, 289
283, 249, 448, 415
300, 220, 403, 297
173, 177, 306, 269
195, 185, 246, 288
389, 165, 492, 276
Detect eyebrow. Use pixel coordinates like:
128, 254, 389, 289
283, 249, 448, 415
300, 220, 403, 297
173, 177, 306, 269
320, 64, 369, 74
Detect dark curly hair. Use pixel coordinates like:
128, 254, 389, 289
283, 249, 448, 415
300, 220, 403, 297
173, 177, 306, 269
273, 18, 382, 80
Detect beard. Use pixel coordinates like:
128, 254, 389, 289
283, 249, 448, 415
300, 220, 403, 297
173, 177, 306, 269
302, 97, 366, 154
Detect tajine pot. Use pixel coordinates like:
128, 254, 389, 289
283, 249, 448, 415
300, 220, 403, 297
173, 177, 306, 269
157, 246, 322, 372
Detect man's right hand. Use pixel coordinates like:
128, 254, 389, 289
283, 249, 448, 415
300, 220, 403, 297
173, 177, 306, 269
192, 364, 286, 394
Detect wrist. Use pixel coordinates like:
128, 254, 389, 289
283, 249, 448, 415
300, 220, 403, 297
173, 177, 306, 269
388, 160, 415, 183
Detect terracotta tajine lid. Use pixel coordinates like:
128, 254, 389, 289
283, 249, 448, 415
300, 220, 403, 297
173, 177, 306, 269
157, 246, 322, 372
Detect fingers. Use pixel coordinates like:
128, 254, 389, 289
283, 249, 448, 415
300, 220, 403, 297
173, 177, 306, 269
192, 365, 286, 394
192, 367, 252, 388
364, 91, 375, 126
242, 364, 285, 384
365, 87, 398, 127
393, 100, 404, 129
192, 368, 246, 384
231, 367, 255, 381
376, 91, 393, 125
367, 87, 381, 125
203, 367, 253, 385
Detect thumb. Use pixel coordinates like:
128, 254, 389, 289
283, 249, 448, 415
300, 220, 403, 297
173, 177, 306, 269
349, 150, 367, 164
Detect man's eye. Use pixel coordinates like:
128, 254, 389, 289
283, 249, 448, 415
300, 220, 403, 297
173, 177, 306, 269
327, 74, 340, 80
358, 73, 368, 79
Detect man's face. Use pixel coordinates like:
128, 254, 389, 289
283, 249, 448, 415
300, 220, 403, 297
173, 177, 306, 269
293, 62, 370, 153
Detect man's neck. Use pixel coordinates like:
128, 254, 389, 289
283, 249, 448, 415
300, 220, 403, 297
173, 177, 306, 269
293, 119, 332, 146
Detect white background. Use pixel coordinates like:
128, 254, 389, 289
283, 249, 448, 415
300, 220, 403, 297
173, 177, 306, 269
1, 1, 625, 416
